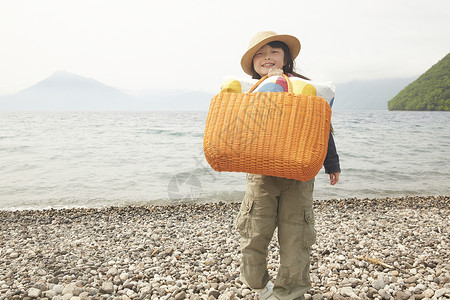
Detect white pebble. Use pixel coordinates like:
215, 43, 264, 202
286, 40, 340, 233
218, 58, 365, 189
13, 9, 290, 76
28, 287, 41, 298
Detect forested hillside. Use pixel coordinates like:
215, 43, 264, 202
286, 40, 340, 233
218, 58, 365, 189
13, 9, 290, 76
388, 53, 450, 111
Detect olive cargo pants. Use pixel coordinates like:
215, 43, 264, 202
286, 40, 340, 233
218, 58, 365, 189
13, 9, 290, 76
236, 174, 316, 300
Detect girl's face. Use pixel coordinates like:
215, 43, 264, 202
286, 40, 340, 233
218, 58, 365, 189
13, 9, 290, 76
252, 44, 286, 77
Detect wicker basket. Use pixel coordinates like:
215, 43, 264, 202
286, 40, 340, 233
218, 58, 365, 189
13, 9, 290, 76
203, 74, 331, 182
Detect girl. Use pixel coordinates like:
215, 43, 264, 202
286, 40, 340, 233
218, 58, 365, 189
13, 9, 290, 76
234, 31, 341, 300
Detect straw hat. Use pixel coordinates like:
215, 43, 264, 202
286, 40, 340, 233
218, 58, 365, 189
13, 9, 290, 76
241, 31, 301, 75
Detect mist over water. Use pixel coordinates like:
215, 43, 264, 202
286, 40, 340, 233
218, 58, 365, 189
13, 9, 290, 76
0, 110, 449, 210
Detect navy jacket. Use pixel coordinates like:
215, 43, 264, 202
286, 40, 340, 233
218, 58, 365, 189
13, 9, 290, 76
323, 132, 341, 174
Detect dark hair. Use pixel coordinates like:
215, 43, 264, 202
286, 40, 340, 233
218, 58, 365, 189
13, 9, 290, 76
251, 41, 310, 80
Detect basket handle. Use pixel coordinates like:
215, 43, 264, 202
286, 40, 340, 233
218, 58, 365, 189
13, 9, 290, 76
248, 74, 293, 93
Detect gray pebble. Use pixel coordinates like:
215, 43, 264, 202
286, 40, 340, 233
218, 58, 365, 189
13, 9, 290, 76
100, 281, 114, 294
372, 278, 385, 290
312, 294, 323, 300
175, 291, 186, 300
27, 287, 41, 298
0, 197, 448, 299
434, 288, 447, 298
394, 291, 411, 300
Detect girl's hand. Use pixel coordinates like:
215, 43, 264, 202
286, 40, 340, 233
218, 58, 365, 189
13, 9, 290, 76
268, 68, 283, 77
329, 172, 340, 186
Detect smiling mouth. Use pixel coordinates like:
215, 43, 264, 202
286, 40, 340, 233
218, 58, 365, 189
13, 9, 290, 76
262, 63, 275, 68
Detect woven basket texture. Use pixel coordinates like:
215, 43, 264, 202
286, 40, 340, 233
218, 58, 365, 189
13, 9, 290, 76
203, 75, 331, 182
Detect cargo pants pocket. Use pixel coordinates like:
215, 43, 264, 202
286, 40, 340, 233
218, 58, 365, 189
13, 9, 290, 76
235, 195, 254, 238
303, 208, 316, 248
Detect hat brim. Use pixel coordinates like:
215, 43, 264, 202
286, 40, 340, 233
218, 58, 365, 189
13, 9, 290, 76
240, 34, 301, 76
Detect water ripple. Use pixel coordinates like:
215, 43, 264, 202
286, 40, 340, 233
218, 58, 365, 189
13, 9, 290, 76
0, 111, 449, 210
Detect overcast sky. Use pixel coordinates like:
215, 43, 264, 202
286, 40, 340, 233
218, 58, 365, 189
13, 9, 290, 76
1, 0, 449, 95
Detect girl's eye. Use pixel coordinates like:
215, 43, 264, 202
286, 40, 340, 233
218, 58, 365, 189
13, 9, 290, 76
255, 52, 262, 56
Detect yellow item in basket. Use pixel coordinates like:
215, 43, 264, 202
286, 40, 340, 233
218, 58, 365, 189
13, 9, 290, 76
203, 74, 331, 182
220, 75, 336, 107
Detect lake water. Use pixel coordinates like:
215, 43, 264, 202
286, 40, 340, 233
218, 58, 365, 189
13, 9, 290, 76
0, 110, 449, 210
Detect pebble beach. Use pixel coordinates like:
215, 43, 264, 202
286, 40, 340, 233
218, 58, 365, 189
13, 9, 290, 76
0, 196, 449, 300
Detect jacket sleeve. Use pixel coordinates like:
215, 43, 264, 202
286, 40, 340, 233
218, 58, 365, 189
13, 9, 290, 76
323, 131, 341, 174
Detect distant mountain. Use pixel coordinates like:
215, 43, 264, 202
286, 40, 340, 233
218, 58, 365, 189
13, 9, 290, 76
0, 71, 419, 111
0, 71, 141, 110
388, 53, 450, 111
0, 71, 213, 111
333, 77, 416, 110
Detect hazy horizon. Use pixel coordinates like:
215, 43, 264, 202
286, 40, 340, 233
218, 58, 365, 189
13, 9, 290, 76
0, 69, 419, 97
0, 70, 416, 111
1, 0, 449, 96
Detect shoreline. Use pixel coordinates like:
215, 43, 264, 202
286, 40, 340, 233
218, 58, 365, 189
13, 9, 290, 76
1, 196, 449, 299
2, 194, 450, 213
